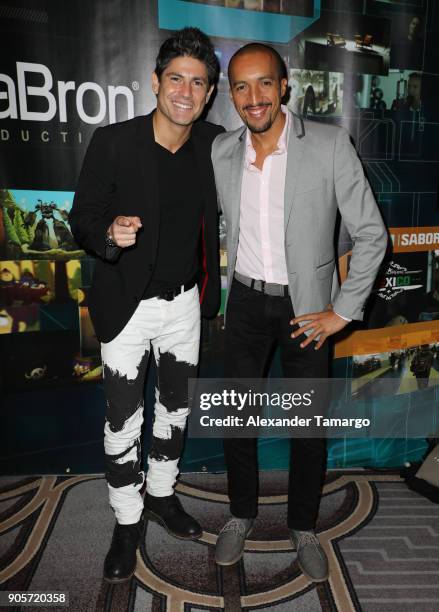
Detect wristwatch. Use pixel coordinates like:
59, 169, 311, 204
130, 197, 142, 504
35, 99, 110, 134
105, 230, 118, 249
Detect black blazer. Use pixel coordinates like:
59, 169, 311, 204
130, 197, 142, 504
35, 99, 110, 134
69, 112, 224, 343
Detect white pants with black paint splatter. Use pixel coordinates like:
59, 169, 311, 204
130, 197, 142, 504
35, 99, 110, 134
100, 285, 200, 525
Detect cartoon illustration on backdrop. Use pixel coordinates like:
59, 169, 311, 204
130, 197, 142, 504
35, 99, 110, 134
0, 190, 83, 260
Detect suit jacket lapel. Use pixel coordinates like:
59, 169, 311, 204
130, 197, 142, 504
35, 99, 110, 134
284, 111, 306, 233
192, 127, 216, 214
230, 129, 246, 244
131, 112, 160, 258
135, 112, 159, 223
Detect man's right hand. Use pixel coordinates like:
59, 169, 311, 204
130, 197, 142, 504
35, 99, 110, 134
108, 216, 142, 248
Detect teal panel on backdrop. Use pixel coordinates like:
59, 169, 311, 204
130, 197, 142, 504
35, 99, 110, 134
158, 0, 320, 43
181, 437, 429, 472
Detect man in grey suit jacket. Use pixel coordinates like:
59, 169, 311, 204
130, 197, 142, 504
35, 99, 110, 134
211, 43, 387, 581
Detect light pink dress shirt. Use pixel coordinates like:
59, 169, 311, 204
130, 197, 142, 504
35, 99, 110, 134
236, 106, 289, 285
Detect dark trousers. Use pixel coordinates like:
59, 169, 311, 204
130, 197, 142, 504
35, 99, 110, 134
224, 278, 329, 530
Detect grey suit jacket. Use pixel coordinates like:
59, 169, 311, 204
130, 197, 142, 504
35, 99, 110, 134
212, 110, 388, 329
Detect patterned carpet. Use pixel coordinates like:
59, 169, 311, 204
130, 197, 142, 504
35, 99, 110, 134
1, 471, 438, 611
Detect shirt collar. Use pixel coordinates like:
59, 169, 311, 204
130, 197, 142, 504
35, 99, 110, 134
244, 105, 290, 167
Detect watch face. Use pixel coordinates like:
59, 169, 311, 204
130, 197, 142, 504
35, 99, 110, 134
105, 234, 117, 248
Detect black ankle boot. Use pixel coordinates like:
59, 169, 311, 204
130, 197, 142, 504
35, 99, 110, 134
143, 492, 202, 540
103, 515, 145, 583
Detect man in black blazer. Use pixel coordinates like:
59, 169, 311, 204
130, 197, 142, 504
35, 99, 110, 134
69, 28, 223, 583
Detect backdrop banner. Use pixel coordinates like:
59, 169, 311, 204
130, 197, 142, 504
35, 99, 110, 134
1, 0, 438, 472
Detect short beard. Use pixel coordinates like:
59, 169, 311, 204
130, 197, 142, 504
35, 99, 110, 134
246, 117, 273, 133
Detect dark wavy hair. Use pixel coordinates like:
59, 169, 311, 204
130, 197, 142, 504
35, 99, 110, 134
155, 27, 219, 87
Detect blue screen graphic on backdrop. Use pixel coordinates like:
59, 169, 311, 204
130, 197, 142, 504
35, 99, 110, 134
1, 0, 438, 472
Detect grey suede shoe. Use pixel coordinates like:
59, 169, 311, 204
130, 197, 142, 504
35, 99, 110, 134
289, 529, 329, 582
215, 518, 254, 566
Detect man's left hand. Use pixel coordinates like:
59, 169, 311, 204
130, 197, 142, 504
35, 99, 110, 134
290, 306, 349, 350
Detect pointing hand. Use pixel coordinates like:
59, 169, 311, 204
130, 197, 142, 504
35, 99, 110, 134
108, 216, 142, 248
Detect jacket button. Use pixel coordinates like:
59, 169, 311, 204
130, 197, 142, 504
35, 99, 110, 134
148, 264, 153, 271
134, 294, 139, 303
